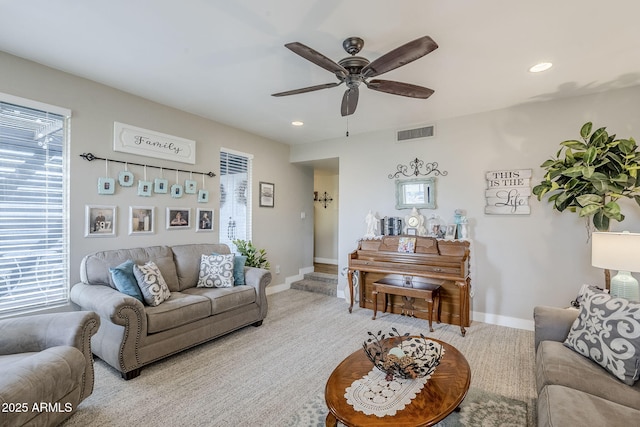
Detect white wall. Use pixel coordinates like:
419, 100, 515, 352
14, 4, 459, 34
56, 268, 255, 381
0, 51, 315, 293
314, 173, 339, 263
291, 86, 640, 329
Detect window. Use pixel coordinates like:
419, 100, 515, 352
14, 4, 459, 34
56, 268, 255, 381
219, 148, 252, 250
0, 94, 70, 317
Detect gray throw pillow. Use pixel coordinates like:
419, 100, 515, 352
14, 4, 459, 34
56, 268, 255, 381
564, 286, 640, 385
197, 254, 234, 288
133, 261, 171, 306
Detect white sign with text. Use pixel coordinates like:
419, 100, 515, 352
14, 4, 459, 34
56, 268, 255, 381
113, 122, 196, 164
485, 169, 532, 215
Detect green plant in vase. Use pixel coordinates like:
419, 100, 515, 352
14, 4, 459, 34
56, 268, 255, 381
533, 122, 640, 231
232, 239, 270, 269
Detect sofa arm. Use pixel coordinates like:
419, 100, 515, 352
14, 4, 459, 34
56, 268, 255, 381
533, 306, 579, 351
70, 282, 147, 331
244, 267, 272, 318
0, 311, 100, 355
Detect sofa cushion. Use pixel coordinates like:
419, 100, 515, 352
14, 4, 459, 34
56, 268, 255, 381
232, 255, 247, 285
564, 287, 640, 385
144, 292, 211, 334
197, 254, 235, 288
537, 384, 640, 427
183, 285, 256, 315
109, 260, 144, 302
537, 340, 640, 410
171, 243, 231, 290
134, 261, 172, 306
80, 245, 179, 291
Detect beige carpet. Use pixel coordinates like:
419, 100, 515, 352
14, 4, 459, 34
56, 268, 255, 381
63, 289, 537, 426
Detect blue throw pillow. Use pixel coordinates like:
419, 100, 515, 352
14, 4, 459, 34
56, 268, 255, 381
109, 260, 144, 302
212, 252, 246, 286
233, 255, 247, 286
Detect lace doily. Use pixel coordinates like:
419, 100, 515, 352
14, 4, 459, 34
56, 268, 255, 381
344, 367, 432, 417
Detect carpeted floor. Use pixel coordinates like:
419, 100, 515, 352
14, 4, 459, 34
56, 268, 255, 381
62, 289, 537, 427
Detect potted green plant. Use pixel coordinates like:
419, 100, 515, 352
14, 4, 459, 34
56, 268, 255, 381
533, 122, 640, 231
232, 239, 270, 269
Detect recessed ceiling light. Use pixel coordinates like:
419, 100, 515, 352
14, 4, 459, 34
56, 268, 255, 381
529, 62, 553, 73
291, 121, 304, 126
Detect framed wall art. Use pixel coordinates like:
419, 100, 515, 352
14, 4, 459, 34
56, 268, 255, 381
166, 207, 190, 229
259, 181, 275, 208
138, 180, 152, 197
129, 206, 154, 235
85, 205, 116, 237
97, 177, 115, 195
154, 178, 168, 194
196, 208, 213, 232
118, 171, 134, 187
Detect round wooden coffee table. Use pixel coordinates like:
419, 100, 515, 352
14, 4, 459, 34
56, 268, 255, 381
325, 337, 471, 427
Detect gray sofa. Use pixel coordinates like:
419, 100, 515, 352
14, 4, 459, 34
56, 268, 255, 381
0, 311, 100, 427
534, 306, 640, 426
70, 243, 271, 380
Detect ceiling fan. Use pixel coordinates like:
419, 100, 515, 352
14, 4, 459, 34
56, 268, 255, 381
272, 35, 438, 116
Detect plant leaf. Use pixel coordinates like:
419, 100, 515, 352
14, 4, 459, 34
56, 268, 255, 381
580, 122, 592, 139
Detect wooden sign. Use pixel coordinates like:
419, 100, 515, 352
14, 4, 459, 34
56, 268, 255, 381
113, 122, 196, 164
485, 169, 532, 215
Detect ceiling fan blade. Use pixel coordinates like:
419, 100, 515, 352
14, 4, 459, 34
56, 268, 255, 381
362, 36, 438, 78
341, 87, 359, 117
272, 82, 342, 97
285, 42, 349, 78
366, 79, 434, 99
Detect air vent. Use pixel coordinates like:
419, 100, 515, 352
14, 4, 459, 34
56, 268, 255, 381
397, 125, 435, 142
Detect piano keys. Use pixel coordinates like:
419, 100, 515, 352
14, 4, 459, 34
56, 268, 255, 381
347, 235, 471, 336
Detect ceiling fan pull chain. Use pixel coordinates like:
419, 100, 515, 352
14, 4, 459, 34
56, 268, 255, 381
346, 115, 349, 137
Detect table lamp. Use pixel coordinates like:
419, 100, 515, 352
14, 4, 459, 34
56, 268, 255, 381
591, 231, 640, 301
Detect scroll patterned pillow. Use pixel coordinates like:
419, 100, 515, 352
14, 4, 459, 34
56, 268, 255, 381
564, 286, 640, 385
133, 261, 171, 306
197, 254, 234, 288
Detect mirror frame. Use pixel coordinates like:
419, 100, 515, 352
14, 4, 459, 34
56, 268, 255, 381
395, 177, 436, 209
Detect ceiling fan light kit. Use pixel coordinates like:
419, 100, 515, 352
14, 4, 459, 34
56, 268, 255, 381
272, 35, 438, 117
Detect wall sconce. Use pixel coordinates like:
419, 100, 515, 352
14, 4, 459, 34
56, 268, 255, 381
592, 231, 640, 301
316, 191, 333, 209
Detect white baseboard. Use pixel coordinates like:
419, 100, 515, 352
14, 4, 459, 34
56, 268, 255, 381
265, 266, 314, 296
314, 257, 338, 265
471, 311, 534, 331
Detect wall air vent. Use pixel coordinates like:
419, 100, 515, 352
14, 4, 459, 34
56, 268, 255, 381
396, 125, 435, 142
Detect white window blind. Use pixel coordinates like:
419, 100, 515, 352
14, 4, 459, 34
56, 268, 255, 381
0, 97, 69, 316
219, 148, 252, 250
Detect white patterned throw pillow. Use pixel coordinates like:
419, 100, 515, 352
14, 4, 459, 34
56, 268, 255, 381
133, 261, 171, 306
564, 286, 640, 385
197, 254, 234, 288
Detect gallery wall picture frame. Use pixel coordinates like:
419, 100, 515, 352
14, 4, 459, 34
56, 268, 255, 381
138, 180, 152, 197
166, 207, 191, 229
97, 177, 115, 195
85, 205, 116, 237
171, 183, 184, 198
154, 178, 168, 194
197, 189, 209, 203
185, 179, 197, 194
259, 181, 275, 208
196, 208, 214, 232
118, 171, 134, 187
129, 206, 154, 235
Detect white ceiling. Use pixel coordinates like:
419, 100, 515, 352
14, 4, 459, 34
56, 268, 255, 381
1, 0, 639, 146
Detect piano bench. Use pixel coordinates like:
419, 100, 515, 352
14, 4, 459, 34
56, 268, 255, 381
371, 275, 443, 332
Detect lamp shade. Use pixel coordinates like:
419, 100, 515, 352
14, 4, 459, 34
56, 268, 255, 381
591, 231, 640, 272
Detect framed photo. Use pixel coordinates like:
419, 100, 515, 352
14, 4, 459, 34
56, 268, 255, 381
259, 181, 275, 208
196, 208, 214, 232
445, 224, 457, 240
129, 206, 154, 235
185, 179, 197, 194
166, 207, 190, 229
138, 180, 152, 197
118, 171, 134, 187
154, 178, 168, 194
85, 205, 116, 237
97, 177, 115, 195
198, 189, 209, 203
171, 183, 184, 198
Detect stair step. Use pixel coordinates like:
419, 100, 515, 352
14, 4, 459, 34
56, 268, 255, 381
303, 272, 338, 284
291, 278, 337, 297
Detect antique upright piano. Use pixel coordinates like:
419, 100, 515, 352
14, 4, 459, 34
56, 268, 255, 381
347, 235, 471, 336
